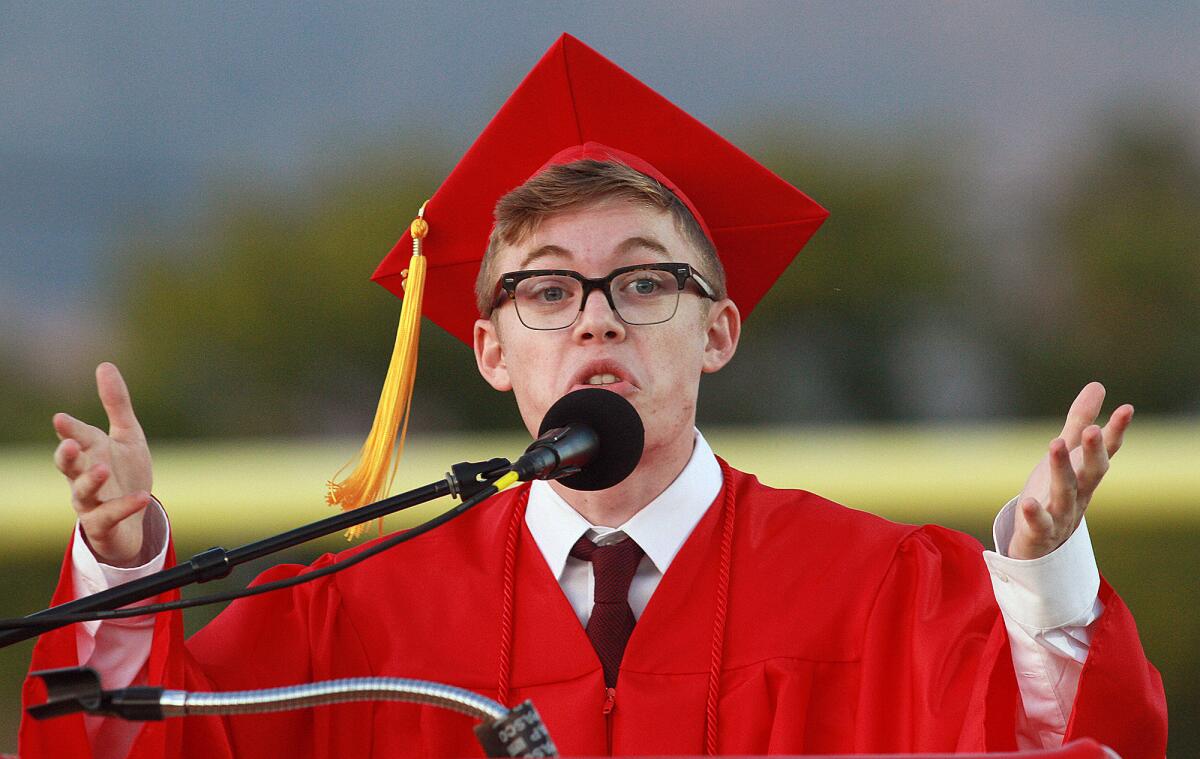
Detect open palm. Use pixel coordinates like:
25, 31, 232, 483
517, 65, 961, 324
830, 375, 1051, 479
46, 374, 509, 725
52, 362, 154, 566
1010, 382, 1132, 560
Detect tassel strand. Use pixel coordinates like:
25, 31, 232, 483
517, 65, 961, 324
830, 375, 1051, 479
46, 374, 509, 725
326, 204, 430, 539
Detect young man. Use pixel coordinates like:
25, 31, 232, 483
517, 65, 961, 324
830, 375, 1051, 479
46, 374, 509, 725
22, 35, 1165, 758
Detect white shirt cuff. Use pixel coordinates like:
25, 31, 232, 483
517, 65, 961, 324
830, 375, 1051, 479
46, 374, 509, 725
71, 498, 171, 641
983, 497, 1101, 631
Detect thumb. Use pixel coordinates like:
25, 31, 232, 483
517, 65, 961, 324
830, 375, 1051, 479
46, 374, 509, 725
96, 362, 143, 438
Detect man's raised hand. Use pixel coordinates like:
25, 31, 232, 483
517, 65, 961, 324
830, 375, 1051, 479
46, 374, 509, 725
1009, 381, 1132, 560
52, 362, 154, 567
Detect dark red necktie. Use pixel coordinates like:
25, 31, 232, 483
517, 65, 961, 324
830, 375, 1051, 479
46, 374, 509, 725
570, 535, 645, 688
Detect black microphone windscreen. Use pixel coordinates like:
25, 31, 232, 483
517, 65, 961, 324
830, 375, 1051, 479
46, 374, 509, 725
537, 388, 644, 491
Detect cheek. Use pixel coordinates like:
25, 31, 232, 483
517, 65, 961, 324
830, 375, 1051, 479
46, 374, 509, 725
503, 342, 562, 433
638, 328, 705, 414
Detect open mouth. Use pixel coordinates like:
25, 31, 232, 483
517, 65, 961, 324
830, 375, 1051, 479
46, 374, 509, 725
569, 362, 637, 395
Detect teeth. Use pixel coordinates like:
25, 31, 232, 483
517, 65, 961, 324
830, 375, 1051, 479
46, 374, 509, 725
586, 373, 619, 385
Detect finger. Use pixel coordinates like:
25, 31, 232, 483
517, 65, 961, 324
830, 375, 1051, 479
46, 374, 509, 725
71, 463, 110, 513
52, 412, 106, 449
1101, 403, 1134, 458
96, 362, 142, 437
53, 439, 87, 479
82, 491, 152, 536
1059, 382, 1106, 448
1047, 438, 1078, 518
1019, 496, 1055, 536
1076, 424, 1110, 496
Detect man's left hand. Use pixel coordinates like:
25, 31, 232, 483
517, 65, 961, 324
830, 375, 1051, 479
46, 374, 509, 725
1010, 382, 1133, 561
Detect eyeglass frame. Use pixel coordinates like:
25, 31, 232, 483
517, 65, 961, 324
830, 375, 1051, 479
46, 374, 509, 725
490, 262, 720, 330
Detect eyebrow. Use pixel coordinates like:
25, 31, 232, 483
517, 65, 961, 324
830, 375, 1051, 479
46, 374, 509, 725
519, 244, 570, 269
518, 235, 671, 269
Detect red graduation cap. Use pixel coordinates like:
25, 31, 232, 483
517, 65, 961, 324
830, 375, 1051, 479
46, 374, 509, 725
329, 33, 827, 533
373, 32, 828, 345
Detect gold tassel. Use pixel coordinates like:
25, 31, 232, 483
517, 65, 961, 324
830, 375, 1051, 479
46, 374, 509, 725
327, 202, 430, 539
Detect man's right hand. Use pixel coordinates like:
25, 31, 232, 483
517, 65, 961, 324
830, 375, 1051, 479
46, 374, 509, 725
53, 362, 154, 567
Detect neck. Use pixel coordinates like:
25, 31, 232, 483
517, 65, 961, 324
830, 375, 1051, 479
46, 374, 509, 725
548, 427, 695, 527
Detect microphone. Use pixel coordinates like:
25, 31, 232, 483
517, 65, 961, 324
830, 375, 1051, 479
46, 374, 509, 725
510, 388, 644, 491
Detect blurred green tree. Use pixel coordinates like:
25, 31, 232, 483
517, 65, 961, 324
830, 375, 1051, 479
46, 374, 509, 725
699, 127, 975, 423
0, 360, 54, 441
110, 141, 521, 440
1020, 108, 1200, 414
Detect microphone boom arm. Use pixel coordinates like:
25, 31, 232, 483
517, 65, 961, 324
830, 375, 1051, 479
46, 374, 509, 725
0, 457, 511, 649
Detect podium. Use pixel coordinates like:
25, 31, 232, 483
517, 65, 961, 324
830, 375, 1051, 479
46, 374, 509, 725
0, 738, 1124, 759
0, 739, 1125, 759
542, 744, 1118, 758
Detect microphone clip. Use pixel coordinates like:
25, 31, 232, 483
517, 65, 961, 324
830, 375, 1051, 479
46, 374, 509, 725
447, 458, 513, 500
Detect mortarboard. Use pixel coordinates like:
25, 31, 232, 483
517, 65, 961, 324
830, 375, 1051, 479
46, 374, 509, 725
328, 33, 828, 534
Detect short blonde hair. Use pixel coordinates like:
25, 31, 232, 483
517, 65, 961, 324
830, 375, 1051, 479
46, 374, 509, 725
475, 159, 725, 316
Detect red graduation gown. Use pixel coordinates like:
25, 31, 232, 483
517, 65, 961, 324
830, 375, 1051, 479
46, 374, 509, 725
20, 464, 1167, 757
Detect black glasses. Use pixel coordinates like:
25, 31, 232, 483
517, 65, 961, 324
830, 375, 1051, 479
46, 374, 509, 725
491, 262, 719, 330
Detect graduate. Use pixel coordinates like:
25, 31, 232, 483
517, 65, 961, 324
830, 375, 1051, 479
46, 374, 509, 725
21, 34, 1166, 758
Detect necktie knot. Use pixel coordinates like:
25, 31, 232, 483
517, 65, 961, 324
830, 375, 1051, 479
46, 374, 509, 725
571, 535, 644, 604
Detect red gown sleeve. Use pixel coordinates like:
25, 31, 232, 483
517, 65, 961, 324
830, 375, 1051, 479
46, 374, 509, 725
1065, 578, 1168, 758
19, 534, 375, 759
855, 525, 1166, 757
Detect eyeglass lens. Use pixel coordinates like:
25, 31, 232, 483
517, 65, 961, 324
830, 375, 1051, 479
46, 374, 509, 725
512, 269, 681, 329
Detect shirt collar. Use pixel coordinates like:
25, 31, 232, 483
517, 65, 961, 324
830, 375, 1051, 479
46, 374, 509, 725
526, 430, 723, 579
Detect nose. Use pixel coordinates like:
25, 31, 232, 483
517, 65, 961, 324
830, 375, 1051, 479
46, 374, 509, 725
572, 287, 626, 343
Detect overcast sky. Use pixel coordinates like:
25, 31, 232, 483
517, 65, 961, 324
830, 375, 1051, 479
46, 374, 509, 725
3, 2, 1199, 326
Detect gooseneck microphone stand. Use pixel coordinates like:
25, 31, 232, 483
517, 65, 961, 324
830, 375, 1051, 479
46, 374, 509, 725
28, 667, 557, 757
0, 456, 510, 649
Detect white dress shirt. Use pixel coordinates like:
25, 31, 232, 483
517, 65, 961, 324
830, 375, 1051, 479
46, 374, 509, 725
525, 431, 722, 627
72, 430, 1099, 754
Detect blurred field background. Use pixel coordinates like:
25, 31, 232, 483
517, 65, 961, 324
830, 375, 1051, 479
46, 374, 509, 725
2, 2, 1198, 754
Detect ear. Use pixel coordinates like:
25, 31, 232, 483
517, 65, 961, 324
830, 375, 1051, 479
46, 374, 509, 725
474, 318, 512, 391
701, 298, 741, 374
